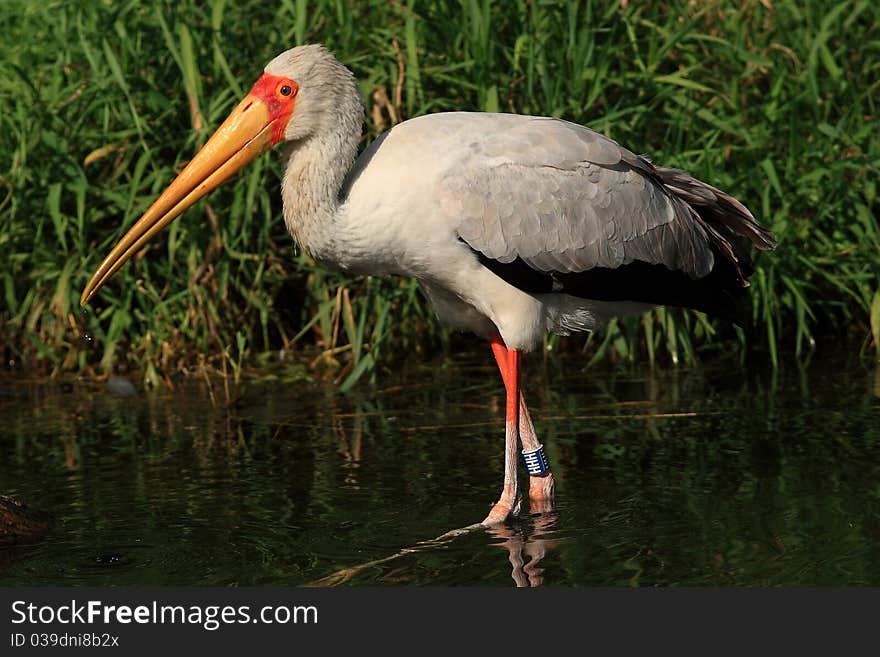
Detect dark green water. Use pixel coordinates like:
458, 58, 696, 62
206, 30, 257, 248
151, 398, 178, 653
1, 352, 878, 586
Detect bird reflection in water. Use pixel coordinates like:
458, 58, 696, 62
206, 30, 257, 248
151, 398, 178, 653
310, 509, 560, 587
484, 511, 560, 588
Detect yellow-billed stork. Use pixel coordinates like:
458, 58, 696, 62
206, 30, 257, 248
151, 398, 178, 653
81, 45, 776, 525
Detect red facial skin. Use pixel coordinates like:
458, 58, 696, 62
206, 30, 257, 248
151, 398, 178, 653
248, 73, 298, 144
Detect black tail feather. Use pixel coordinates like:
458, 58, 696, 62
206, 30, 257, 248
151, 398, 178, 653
656, 167, 777, 252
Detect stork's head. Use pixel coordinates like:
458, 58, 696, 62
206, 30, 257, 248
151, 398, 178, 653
80, 44, 358, 306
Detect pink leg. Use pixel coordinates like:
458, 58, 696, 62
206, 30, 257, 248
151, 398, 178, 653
518, 397, 555, 513
489, 337, 555, 516
482, 337, 522, 525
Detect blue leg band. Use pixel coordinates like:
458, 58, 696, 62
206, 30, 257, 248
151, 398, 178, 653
522, 444, 550, 476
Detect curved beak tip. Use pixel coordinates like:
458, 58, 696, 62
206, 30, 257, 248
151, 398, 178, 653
80, 94, 273, 305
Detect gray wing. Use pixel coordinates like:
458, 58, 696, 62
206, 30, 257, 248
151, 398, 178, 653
440, 116, 715, 278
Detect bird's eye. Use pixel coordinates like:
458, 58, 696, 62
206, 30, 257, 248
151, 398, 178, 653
273, 79, 298, 99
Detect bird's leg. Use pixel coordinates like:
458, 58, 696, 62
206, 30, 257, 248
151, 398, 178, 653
490, 337, 555, 515
483, 337, 522, 525
518, 395, 556, 513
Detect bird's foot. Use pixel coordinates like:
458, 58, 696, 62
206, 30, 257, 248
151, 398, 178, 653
482, 492, 522, 526
528, 473, 556, 515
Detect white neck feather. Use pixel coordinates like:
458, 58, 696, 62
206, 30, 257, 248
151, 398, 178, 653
280, 79, 363, 265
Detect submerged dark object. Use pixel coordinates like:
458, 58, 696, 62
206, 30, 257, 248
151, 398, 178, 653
0, 495, 52, 546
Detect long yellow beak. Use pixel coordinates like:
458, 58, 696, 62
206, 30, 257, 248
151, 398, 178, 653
80, 94, 273, 306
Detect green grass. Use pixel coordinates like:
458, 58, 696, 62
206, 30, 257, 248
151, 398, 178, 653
1, 0, 878, 385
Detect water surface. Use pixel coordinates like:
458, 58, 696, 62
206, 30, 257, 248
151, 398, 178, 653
1, 352, 878, 586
